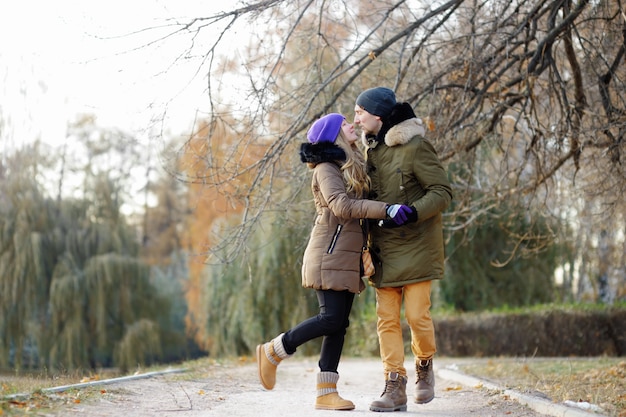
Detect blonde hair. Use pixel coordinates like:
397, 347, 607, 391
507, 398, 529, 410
335, 130, 371, 198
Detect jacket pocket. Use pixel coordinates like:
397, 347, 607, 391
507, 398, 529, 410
327, 224, 343, 254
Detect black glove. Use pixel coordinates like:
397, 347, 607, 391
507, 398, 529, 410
378, 206, 418, 228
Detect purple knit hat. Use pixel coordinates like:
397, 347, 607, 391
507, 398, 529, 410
307, 113, 345, 144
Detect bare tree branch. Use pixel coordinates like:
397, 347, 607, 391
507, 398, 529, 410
151, 0, 625, 266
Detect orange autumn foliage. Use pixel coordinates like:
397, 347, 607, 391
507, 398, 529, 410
178, 117, 268, 349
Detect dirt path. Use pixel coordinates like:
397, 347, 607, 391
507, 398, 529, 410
51, 357, 598, 417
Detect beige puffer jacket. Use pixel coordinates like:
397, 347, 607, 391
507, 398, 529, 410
300, 155, 388, 294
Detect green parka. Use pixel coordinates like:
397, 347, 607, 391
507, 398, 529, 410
299, 142, 389, 294
364, 105, 453, 288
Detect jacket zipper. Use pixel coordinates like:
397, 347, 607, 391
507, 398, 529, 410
397, 168, 409, 204
327, 224, 343, 254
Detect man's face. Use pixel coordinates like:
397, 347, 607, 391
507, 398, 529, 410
353, 105, 382, 136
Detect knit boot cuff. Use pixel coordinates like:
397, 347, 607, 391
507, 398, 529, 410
317, 371, 339, 396
272, 333, 292, 360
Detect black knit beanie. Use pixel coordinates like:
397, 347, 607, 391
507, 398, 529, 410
355, 87, 396, 118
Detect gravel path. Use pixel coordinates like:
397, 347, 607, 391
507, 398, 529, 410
51, 357, 601, 417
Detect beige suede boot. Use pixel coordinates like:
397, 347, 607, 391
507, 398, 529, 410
256, 333, 291, 390
315, 371, 355, 410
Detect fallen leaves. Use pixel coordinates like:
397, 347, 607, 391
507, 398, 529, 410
0, 384, 94, 414
458, 358, 625, 417
80, 375, 101, 383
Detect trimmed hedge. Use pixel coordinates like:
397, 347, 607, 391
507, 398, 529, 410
347, 306, 626, 357
434, 306, 626, 357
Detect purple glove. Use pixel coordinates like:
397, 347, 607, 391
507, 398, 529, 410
379, 205, 418, 228
386, 204, 413, 225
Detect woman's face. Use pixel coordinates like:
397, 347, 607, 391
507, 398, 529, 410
340, 119, 358, 144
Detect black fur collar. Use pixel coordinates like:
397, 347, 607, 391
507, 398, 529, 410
299, 142, 346, 164
367, 102, 417, 142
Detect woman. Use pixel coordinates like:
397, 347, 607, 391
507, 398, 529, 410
256, 113, 412, 410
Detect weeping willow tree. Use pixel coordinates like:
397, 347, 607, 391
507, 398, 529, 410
200, 207, 320, 357
47, 177, 169, 371
0, 176, 58, 369
1, 147, 174, 371
49, 252, 165, 371
0, 145, 61, 369
442, 201, 565, 311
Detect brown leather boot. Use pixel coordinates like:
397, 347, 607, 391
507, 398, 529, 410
414, 359, 435, 404
314, 372, 355, 410
369, 372, 407, 412
256, 333, 290, 390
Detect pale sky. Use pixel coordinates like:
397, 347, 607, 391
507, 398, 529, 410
1, 0, 240, 152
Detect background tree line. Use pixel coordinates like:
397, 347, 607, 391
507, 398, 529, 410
1, 0, 624, 371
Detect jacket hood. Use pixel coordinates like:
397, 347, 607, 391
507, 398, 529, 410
384, 117, 426, 147
299, 141, 346, 165
362, 102, 426, 148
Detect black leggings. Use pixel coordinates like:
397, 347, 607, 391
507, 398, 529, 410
282, 289, 355, 373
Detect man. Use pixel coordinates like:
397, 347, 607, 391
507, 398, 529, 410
353, 87, 453, 412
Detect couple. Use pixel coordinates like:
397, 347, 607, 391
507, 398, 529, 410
256, 87, 453, 412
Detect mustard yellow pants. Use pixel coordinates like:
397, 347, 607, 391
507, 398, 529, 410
375, 280, 436, 379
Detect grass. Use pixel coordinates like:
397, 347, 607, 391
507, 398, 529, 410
454, 357, 626, 417
0, 368, 127, 415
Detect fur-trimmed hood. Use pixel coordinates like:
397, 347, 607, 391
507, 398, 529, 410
384, 118, 426, 147
299, 141, 346, 165
362, 102, 426, 148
